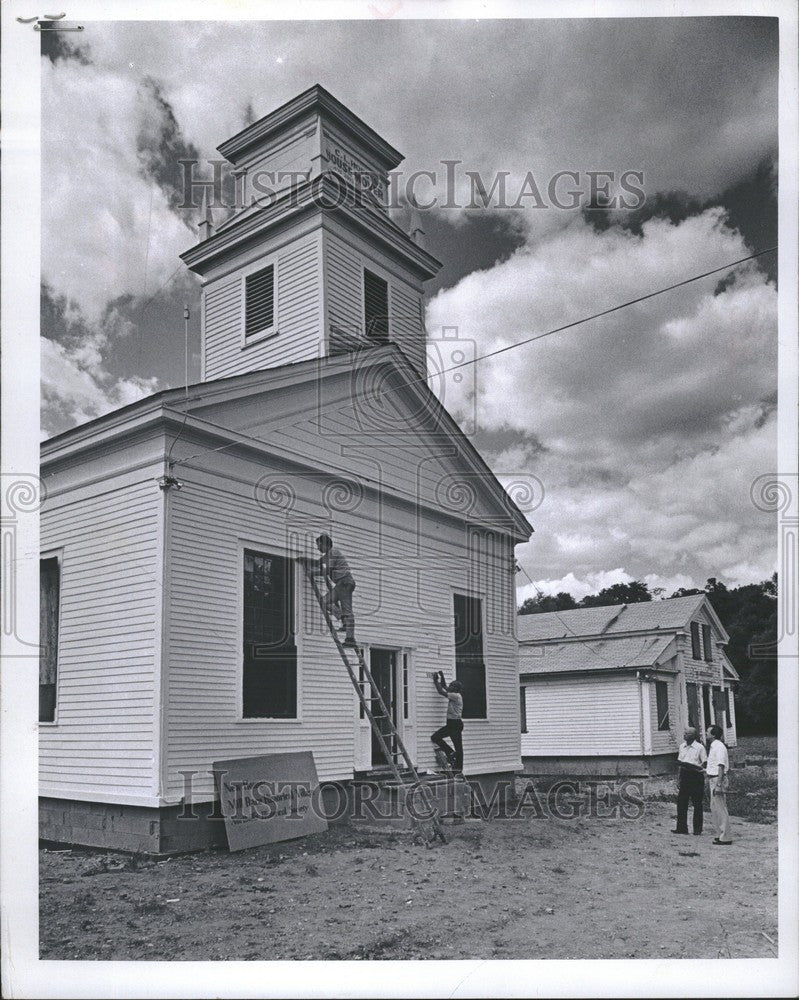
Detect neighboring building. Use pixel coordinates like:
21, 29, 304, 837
518, 595, 739, 776
39, 86, 532, 853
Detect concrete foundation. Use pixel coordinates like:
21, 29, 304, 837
39, 773, 514, 854
521, 754, 677, 777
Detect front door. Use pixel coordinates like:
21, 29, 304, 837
369, 648, 398, 767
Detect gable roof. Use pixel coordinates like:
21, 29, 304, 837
520, 633, 677, 676
517, 594, 729, 644
41, 344, 532, 541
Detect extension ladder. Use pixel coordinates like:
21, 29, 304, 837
301, 562, 447, 845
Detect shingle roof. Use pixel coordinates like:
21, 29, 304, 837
517, 594, 708, 643
519, 633, 677, 676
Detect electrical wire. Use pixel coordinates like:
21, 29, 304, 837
169, 245, 777, 471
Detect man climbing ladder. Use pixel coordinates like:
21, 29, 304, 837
431, 671, 464, 773
314, 534, 357, 647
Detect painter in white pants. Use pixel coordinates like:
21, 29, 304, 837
706, 725, 732, 845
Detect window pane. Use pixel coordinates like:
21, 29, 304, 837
243, 549, 296, 718
364, 269, 389, 341
39, 557, 60, 723
690, 622, 702, 660
453, 594, 486, 718
655, 680, 670, 731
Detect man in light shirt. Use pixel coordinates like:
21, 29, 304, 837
431, 671, 464, 773
706, 724, 733, 845
673, 726, 706, 835
315, 534, 357, 648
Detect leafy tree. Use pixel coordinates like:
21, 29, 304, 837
519, 591, 578, 615
580, 580, 652, 607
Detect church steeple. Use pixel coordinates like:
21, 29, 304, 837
180, 85, 442, 382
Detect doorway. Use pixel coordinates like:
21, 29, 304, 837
369, 648, 399, 767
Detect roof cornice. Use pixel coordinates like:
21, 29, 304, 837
217, 84, 403, 170
180, 174, 442, 281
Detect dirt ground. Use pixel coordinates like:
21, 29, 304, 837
40, 748, 778, 961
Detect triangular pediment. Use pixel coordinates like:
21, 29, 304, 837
176, 348, 531, 539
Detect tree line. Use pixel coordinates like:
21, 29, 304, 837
518, 575, 778, 734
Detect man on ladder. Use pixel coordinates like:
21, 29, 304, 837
431, 671, 464, 773
314, 534, 357, 648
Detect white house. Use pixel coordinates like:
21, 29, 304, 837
39, 86, 532, 853
518, 594, 739, 776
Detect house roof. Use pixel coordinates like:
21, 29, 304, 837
517, 594, 729, 643
519, 633, 677, 676
41, 344, 533, 541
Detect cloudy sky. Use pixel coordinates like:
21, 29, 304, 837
40, 16, 779, 601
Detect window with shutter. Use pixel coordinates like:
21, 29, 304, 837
364, 269, 389, 341
453, 593, 487, 718
655, 680, 670, 731
244, 264, 275, 339
39, 557, 60, 723
520, 686, 528, 733
690, 621, 702, 660
702, 623, 713, 662
686, 682, 700, 729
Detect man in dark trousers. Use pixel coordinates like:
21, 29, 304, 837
673, 726, 707, 835
431, 671, 464, 773
315, 534, 357, 647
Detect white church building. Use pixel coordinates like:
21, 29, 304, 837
38, 86, 532, 853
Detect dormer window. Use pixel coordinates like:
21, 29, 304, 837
364, 268, 389, 341
244, 263, 276, 341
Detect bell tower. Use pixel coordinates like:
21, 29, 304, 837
180, 85, 442, 382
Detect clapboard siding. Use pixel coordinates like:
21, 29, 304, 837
521, 675, 642, 756
389, 282, 426, 376
203, 230, 322, 380
39, 473, 162, 802
163, 453, 520, 802
324, 229, 426, 373
326, 231, 363, 348
187, 372, 510, 532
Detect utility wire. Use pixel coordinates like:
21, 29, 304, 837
170, 245, 777, 470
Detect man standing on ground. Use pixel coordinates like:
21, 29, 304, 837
673, 726, 706, 836
315, 534, 357, 648
706, 724, 733, 845
431, 671, 464, 773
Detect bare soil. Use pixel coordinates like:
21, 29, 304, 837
40, 797, 777, 961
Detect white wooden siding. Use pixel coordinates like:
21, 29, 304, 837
39, 470, 163, 804
203, 230, 322, 380
323, 228, 426, 373
188, 372, 510, 533
521, 675, 643, 756
163, 453, 521, 802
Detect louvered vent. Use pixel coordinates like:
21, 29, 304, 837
364, 269, 389, 341
245, 265, 275, 337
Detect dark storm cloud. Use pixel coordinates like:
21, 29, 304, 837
583, 156, 778, 283
40, 30, 91, 65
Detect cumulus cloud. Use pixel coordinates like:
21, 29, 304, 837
40, 19, 778, 594
428, 208, 777, 594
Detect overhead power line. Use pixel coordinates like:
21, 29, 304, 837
170, 245, 777, 470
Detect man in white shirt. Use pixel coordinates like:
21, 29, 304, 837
431, 671, 464, 773
706, 724, 732, 845
673, 727, 707, 835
